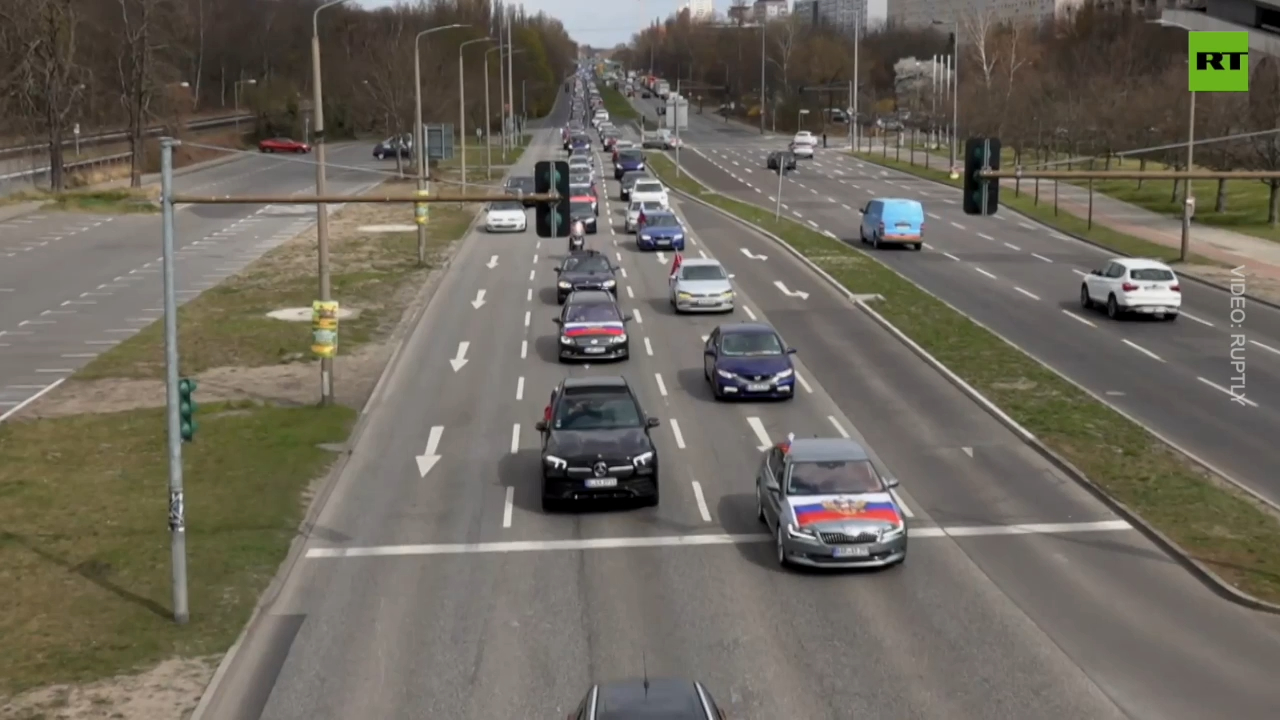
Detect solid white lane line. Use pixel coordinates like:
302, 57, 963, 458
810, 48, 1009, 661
1122, 339, 1164, 362
670, 418, 686, 449
747, 417, 772, 451
510, 423, 521, 454
654, 373, 668, 396
1062, 309, 1096, 328
691, 481, 713, 522
1197, 376, 1258, 406
1014, 287, 1040, 300
502, 487, 514, 528
516, 376, 525, 401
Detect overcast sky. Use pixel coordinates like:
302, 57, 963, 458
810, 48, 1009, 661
356, 0, 886, 48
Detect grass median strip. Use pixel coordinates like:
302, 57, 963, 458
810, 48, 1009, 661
646, 151, 1280, 604
848, 151, 1224, 267
602, 87, 639, 121
1, 187, 482, 710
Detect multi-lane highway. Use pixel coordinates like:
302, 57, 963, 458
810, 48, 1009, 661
193, 93, 1280, 720
627, 98, 1280, 508
0, 144, 384, 420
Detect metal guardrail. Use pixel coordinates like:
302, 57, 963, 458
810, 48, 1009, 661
0, 151, 133, 183
0, 114, 254, 157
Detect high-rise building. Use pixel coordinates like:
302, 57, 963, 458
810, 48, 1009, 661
680, 0, 716, 20
887, 0, 1085, 29
752, 0, 789, 22
795, 0, 868, 35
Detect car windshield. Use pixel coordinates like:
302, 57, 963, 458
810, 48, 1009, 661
721, 331, 784, 356
787, 459, 883, 495
570, 184, 591, 195
681, 265, 726, 281
552, 391, 642, 431
564, 303, 619, 323
619, 151, 644, 162
489, 201, 522, 211
1131, 268, 1175, 281
564, 255, 610, 273
643, 215, 679, 229
634, 182, 663, 193
570, 201, 593, 214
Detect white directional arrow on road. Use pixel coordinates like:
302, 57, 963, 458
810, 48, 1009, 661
486, 255, 499, 269
656, 252, 668, 264
471, 289, 487, 309
450, 341, 470, 372
416, 426, 444, 477
774, 281, 809, 300
740, 248, 767, 261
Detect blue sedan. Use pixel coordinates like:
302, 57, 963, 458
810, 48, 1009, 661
702, 323, 797, 400
636, 211, 686, 251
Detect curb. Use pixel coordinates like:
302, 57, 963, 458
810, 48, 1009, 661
849, 150, 1280, 312
665, 178, 1280, 617
187, 119, 549, 720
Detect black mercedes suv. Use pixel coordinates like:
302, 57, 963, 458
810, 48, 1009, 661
536, 376, 660, 510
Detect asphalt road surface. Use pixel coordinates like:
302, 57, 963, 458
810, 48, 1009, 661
0, 143, 389, 420
194, 98, 1280, 720
628, 99, 1280, 508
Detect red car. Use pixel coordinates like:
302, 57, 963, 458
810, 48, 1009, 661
258, 137, 311, 153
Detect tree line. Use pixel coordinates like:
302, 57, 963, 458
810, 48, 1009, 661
0, 0, 576, 190
616, 5, 1280, 220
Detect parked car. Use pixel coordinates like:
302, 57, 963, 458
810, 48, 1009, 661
259, 137, 311, 153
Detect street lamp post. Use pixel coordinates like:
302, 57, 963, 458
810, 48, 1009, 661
311, 0, 350, 406
498, 10, 507, 154
485, 47, 526, 179
850, 14, 859, 151
1151, 18, 1196, 262
506, 10, 516, 151
459, 38, 494, 187
413, 23, 468, 264
931, 18, 960, 172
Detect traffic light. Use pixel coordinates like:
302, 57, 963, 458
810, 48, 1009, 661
178, 377, 197, 442
962, 137, 1001, 216
534, 160, 571, 237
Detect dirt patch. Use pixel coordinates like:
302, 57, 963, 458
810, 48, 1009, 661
0, 657, 216, 720
1181, 263, 1280, 306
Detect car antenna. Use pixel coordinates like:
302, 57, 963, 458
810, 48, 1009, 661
642, 651, 649, 696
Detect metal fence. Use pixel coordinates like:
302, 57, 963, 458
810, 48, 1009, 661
0, 114, 253, 158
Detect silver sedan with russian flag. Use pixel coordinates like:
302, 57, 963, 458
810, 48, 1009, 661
755, 437, 908, 569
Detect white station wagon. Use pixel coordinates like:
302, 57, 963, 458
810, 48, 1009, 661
1080, 257, 1181, 320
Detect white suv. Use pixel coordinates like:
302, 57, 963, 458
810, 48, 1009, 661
629, 180, 669, 208
790, 131, 816, 158
1080, 257, 1181, 320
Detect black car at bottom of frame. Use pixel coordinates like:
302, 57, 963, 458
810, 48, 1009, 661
568, 677, 728, 720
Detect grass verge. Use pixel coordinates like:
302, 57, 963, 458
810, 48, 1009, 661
77, 202, 474, 380
646, 151, 1280, 604
602, 87, 639, 121
849, 151, 1225, 267
0, 402, 355, 696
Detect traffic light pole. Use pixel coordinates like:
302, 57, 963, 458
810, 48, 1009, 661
159, 139, 189, 625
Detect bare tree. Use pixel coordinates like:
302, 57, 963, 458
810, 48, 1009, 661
113, 0, 168, 188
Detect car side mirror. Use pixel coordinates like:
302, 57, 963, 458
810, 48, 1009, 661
1089, 269, 1101, 276
554, 266, 562, 273
764, 477, 780, 492
535, 420, 548, 432
553, 317, 563, 325
884, 476, 900, 489
704, 348, 715, 357
646, 417, 661, 428
858, 207, 866, 214
786, 347, 797, 354
622, 313, 634, 322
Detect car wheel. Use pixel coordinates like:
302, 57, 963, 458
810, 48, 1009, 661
872, 234, 880, 249
375, 152, 385, 160
1165, 313, 1178, 322
1079, 285, 1092, 309
858, 226, 866, 243
1107, 294, 1122, 319
756, 488, 767, 524
541, 493, 559, 512
775, 526, 790, 567
912, 243, 923, 251
643, 479, 660, 507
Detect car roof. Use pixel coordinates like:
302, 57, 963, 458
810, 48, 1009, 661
680, 258, 721, 268
873, 198, 922, 208
562, 375, 628, 390
719, 321, 776, 335
1113, 257, 1173, 270
642, 211, 678, 219
566, 290, 615, 303
595, 678, 709, 719
785, 437, 870, 462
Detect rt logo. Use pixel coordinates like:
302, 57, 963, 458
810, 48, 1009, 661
1188, 32, 1250, 92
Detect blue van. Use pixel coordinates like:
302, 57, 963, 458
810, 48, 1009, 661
858, 198, 925, 250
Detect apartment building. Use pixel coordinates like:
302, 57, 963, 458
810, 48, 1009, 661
796, 0, 870, 32
752, 0, 790, 22
680, 0, 716, 21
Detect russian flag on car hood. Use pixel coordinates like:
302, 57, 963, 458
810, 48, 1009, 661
564, 322, 624, 337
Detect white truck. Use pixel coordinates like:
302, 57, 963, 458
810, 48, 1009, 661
656, 80, 670, 99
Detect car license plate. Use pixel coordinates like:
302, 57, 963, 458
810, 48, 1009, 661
896, 223, 911, 229
833, 546, 870, 558
584, 346, 606, 354
657, 239, 670, 245
585, 478, 617, 488
697, 299, 718, 306
746, 382, 771, 392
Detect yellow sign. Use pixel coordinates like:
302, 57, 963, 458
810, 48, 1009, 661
414, 188, 429, 225
311, 300, 339, 358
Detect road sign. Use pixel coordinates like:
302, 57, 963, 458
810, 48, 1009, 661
426, 123, 454, 160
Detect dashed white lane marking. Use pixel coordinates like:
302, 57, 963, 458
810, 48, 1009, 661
1197, 376, 1258, 407
644, 337, 654, 356
516, 376, 525, 401
746, 416, 771, 451
1061, 309, 1096, 328
1014, 287, 1040, 300
521, 340, 528, 359
1181, 311, 1213, 327
1251, 339, 1280, 355
654, 373, 668, 397
691, 481, 713, 522
1031, 253, 1053, 263
510, 423, 521, 454
502, 487, 515, 528
1122, 339, 1164, 363
743, 306, 758, 321
974, 267, 997, 280
795, 372, 813, 393
669, 418, 686, 449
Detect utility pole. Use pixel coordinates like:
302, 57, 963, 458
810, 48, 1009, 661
506, 6, 516, 150
159, 138, 188, 625
311, 0, 348, 406
498, 10, 508, 156
851, 12, 859, 151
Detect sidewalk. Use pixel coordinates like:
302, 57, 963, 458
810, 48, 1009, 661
857, 143, 1280, 289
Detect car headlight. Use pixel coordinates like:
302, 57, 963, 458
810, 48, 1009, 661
639, 234, 651, 241
559, 335, 573, 345
721, 290, 734, 297
632, 450, 654, 467
786, 523, 817, 540
602, 279, 616, 287
558, 281, 571, 289
880, 524, 905, 541
677, 292, 692, 299
773, 368, 794, 380
544, 455, 568, 470
716, 369, 734, 380
672, 233, 684, 240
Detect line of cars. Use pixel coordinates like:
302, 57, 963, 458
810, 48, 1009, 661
529, 70, 910, 572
